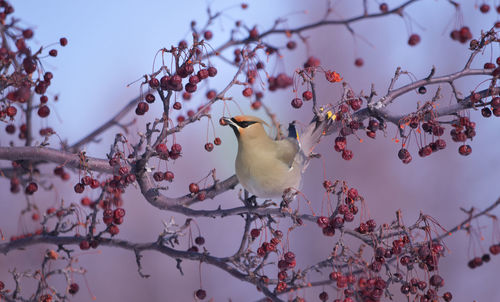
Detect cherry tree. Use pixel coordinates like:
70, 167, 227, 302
0, 1, 499, 301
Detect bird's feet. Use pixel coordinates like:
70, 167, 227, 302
244, 195, 257, 208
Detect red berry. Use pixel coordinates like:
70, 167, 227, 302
277, 270, 287, 281
207, 66, 218, 77
108, 224, 119, 235
59, 37, 68, 46
149, 78, 160, 88
37, 105, 50, 118
284, 251, 295, 262
155, 143, 168, 154
443, 292, 453, 302
5, 124, 15, 134
197, 69, 209, 80
304, 56, 320, 68
189, 183, 199, 194
251, 101, 261, 110
22, 29, 34, 39
173, 102, 182, 110
81, 176, 92, 185
330, 216, 344, 228
302, 91, 313, 100
182, 92, 191, 100
317, 216, 329, 228
145, 93, 155, 103
25, 182, 38, 195
491, 97, 500, 109
348, 188, 358, 199
171, 143, 182, 153
188, 246, 199, 253
350, 99, 362, 111
68, 283, 79, 295
74, 183, 84, 193
334, 136, 347, 151
291, 98, 303, 108
242, 87, 253, 97
195, 236, 205, 245
206, 90, 217, 100
286, 41, 297, 50
178, 40, 187, 49
114, 208, 126, 218
435, 139, 446, 150
164, 171, 174, 182
408, 34, 421, 46
135, 102, 149, 115
204, 142, 214, 152
195, 289, 206, 299
322, 226, 335, 236
250, 228, 260, 238
79, 240, 90, 250
379, 3, 388, 12
189, 75, 200, 85
81, 197, 92, 206
6, 105, 17, 117
203, 31, 213, 40
484, 62, 495, 69
489, 244, 500, 255
342, 149, 353, 160
458, 145, 472, 156
23, 57, 36, 73
48, 49, 58, 57
249, 26, 259, 39
354, 58, 364, 67
185, 83, 197, 93
480, 4, 490, 13
197, 191, 206, 201
429, 274, 444, 287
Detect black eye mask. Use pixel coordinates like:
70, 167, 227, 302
231, 118, 257, 128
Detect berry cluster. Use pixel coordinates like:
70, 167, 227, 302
481, 95, 500, 117
0, 1, 66, 139
330, 95, 368, 161
251, 228, 301, 294
317, 186, 360, 236
240, 51, 293, 110
450, 26, 473, 44
256, 231, 282, 258
450, 116, 475, 156
273, 250, 296, 293
134, 38, 218, 119
467, 243, 500, 269
394, 97, 483, 163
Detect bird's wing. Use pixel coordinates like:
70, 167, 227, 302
274, 138, 300, 168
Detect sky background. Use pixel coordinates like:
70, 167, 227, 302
1, 0, 500, 301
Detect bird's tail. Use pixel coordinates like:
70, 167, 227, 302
289, 108, 335, 172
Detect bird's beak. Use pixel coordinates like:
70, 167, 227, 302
222, 117, 237, 127
222, 117, 240, 137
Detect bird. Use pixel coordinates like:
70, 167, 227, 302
222, 113, 332, 198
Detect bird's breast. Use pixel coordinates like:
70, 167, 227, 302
235, 147, 301, 198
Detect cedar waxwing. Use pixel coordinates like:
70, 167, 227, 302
222, 114, 332, 198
